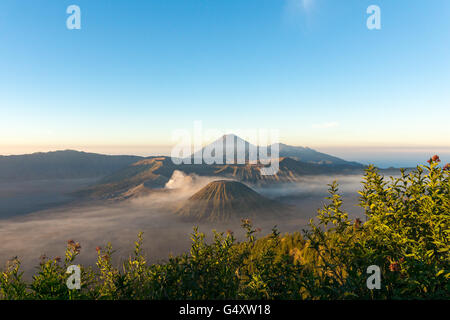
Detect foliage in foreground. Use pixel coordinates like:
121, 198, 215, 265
1, 158, 449, 300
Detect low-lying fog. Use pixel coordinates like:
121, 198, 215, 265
0, 178, 99, 219
0, 171, 369, 277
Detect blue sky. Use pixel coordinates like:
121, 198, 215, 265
0, 0, 449, 167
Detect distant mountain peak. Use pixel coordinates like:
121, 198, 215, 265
218, 134, 254, 145
222, 133, 238, 139
189, 134, 361, 167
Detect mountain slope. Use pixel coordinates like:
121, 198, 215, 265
75, 157, 177, 199
275, 143, 362, 166
0, 150, 143, 181
175, 180, 286, 222
78, 155, 365, 199
190, 134, 363, 167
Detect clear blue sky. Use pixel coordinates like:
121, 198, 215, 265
0, 0, 449, 166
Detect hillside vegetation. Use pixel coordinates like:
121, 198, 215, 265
1, 158, 448, 300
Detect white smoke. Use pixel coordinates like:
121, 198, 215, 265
164, 170, 233, 192
165, 170, 195, 190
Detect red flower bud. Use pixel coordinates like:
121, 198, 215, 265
432, 154, 441, 162
389, 262, 401, 272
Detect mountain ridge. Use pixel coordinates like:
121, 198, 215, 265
0, 150, 143, 181
189, 134, 363, 167
77, 156, 365, 200
0, 136, 364, 188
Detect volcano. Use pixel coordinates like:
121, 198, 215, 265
176, 180, 287, 222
